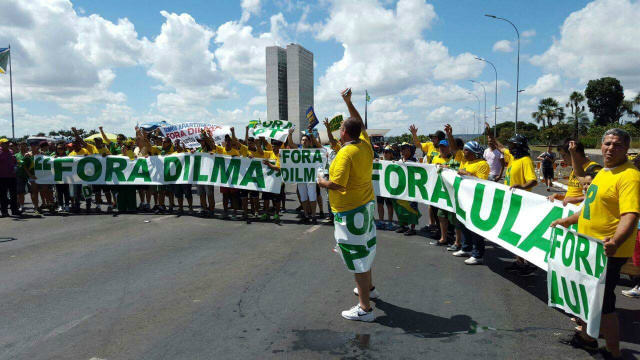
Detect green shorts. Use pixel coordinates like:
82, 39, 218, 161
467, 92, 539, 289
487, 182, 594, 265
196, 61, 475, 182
437, 208, 457, 226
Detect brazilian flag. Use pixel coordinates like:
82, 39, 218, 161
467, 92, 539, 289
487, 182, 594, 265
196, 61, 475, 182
0, 48, 9, 74
392, 199, 421, 225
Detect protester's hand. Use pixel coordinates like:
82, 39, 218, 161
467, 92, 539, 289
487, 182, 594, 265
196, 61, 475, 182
510, 184, 522, 190
550, 217, 571, 228
324, 118, 330, 130
485, 122, 491, 135
71, 127, 77, 132
603, 238, 618, 257
341, 88, 352, 103
568, 141, 577, 154
209, 151, 214, 155
561, 198, 571, 207
444, 124, 452, 135
231, 127, 235, 134
289, 128, 295, 134
262, 159, 270, 166
409, 124, 418, 135
458, 169, 470, 176
99, 126, 103, 130
547, 194, 555, 202
101, 153, 107, 158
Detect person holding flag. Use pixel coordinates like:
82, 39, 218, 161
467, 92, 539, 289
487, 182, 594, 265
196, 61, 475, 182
317, 88, 377, 322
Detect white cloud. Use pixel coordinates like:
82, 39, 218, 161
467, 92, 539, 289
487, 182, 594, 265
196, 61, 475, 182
314, 0, 484, 106
492, 40, 513, 53
523, 74, 563, 96
241, 0, 261, 23
522, 29, 536, 38
530, 0, 640, 87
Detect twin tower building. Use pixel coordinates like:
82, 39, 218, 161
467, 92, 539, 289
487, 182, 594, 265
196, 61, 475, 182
265, 44, 313, 143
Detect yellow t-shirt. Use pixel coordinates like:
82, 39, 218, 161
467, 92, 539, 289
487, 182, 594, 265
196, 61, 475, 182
329, 129, 375, 213
94, 146, 111, 155
215, 145, 240, 157
504, 156, 536, 191
331, 142, 342, 153
239, 144, 267, 159
69, 144, 98, 156
148, 146, 161, 156
578, 161, 640, 258
461, 158, 490, 180
420, 142, 440, 164
263, 150, 281, 168
564, 160, 602, 198
503, 149, 514, 167
431, 150, 461, 166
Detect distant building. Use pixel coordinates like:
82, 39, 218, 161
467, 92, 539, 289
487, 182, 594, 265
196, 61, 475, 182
266, 44, 314, 142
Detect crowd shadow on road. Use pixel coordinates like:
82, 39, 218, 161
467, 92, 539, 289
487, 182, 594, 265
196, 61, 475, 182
0, 237, 18, 243
372, 298, 478, 338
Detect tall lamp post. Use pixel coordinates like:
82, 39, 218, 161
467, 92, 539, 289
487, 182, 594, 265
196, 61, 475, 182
465, 107, 477, 135
485, 14, 520, 134
468, 92, 481, 141
470, 80, 486, 145
475, 57, 498, 138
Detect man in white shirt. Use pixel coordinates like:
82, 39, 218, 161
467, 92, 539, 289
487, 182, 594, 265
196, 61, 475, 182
483, 137, 504, 181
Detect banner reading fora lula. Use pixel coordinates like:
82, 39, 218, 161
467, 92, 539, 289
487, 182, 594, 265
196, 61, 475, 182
372, 160, 582, 269
547, 226, 607, 338
33, 154, 282, 193
279, 148, 328, 183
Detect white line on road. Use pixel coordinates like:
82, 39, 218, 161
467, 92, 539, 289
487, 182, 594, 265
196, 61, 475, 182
304, 224, 322, 234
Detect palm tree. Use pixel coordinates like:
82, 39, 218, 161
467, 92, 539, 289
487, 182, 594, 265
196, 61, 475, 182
565, 91, 588, 138
531, 110, 546, 128
537, 97, 565, 128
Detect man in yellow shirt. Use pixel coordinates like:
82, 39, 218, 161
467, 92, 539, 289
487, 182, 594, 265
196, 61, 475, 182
548, 139, 602, 206
233, 126, 266, 223
70, 127, 101, 214
317, 88, 376, 322
453, 139, 490, 265
552, 128, 640, 359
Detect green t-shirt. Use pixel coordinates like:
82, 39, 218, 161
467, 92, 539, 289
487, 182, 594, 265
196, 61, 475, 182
109, 142, 122, 155
15, 153, 32, 180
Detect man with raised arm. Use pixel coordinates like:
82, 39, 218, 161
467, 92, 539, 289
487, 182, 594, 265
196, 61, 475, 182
317, 88, 377, 322
552, 129, 640, 359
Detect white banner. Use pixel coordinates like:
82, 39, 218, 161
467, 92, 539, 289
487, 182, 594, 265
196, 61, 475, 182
248, 120, 293, 142
279, 148, 328, 183
159, 123, 231, 149
548, 227, 607, 338
34, 154, 282, 193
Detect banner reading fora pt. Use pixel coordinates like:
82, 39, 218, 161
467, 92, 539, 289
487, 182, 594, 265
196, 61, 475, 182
279, 148, 328, 183
248, 120, 294, 142
33, 154, 282, 193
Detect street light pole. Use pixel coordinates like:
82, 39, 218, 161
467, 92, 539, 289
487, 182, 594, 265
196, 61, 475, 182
470, 80, 486, 145
475, 57, 498, 139
468, 92, 481, 141
465, 107, 476, 135
485, 14, 520, 134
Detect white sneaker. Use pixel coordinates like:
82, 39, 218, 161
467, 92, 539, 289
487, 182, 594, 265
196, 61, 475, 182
453, 250, 472, 257
56, 206, 63, 212
465, 257, 483, 265
341, 304, 374, 322
353, 286, 380, 299
622, 285, 640, 298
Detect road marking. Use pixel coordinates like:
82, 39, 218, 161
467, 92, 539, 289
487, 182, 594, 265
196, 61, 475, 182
304, 224, 322, 234
89, 358, 106, 360
149, 214, 174, 222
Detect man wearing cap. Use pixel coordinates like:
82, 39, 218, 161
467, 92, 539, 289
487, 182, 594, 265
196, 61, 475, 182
0, 138, 20, 217
317, 88, 377, 322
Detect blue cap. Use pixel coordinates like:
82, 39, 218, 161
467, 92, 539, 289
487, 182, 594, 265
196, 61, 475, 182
438, 139, 449, 147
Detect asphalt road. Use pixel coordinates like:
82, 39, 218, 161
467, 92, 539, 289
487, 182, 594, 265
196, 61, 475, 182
1, 184, 639, 360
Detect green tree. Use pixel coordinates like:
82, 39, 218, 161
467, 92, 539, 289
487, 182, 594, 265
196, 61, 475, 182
539, 123, 573, 145
531, 110, 546, 128
585, 77, 625, 125
536, 97, 565, 128
565, 91, 589, 137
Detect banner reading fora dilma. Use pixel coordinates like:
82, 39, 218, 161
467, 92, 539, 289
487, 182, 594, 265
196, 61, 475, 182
279, 148, 328, 183
33, 154, 282, 193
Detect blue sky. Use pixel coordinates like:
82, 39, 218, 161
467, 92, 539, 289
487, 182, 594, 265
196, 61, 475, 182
0, 0, 639, 137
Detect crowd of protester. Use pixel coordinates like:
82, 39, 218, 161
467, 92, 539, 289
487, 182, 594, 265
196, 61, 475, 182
1, 95, 639, 358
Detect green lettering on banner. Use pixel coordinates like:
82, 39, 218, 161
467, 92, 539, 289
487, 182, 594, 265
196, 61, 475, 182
561, 276, 581, 314
313, 151, 322, 163
562, 231, 576, 268
43, 158, 51, 171
105, 157, 128, 182
282, 151, 290, 164
338, 244, 369, 271
211, 157, 240, 185
595, 244, 607, 278
470, 183, 505, 231
192, 156, 208, 182
77, 157, 102, 182
34, 156, 42, 171
579, 284, 590, 320
183, 155, 191, 181
239, 161, 266, 188
575, 235, 593, 276
127, 159, 151, 182
385, 164, 406, 196
407, 166, 429, 200
549, 227, 562, 260
304, 167, 315, 182
518, 206, 563, 254
549, 270, 564, 306
346, 207, 370, 236
295, 168, 304, 182
498, 194, 523, 246
302, 150, 311, 163
453, 177, 466, 221
582, 185, 598, 220
164, 157, 182, 182
372, 162, 382, 181
53, 158, 74, 181
431, 174, 452, 208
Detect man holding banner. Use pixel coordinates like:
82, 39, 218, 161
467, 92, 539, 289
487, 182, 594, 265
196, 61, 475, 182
317, 88, 377, 322
552, 129, 640, 359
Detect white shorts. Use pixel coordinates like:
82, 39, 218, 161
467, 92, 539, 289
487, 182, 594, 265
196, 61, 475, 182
297, 183, 317, 202
334, 201, 377, 273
